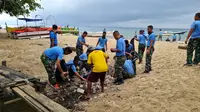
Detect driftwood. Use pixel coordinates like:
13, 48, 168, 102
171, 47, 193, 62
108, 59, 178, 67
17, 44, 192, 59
178, 45, 187, 50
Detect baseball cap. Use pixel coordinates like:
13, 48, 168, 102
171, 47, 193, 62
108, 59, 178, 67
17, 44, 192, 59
86, 45, 95, 54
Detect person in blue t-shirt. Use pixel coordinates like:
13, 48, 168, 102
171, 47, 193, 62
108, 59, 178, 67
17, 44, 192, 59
96, 31, 108, 52
76, 31, 89, 56
41, 46, 72, 86
185, 12, 200, 65
50, 25, 58, 48
172, 34, 177, 42
66, 56, 86, 80
135, 30, 147, 64
144, 25, 156, 73
158, 29, 163, 41
55, 56, 86, 84
110, 31, 126, 85
124, 40, 133, 58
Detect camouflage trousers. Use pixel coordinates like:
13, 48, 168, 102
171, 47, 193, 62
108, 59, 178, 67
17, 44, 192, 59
145, 47, 154, 72
114, 56, 126, 80
76, 46, 83, 57
40, 54, 56, 85
138, 44, 146, 62
187, 38, 200, 64
158, 35, 162, 41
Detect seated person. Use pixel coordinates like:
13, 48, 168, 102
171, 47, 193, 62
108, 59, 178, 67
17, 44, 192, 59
55, 56, 86, 84
125, 51, 139, 75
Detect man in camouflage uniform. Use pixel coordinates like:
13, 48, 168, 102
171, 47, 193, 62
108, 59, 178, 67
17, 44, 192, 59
111, 31, 126, 85
135, 30, 147, 64
186, 38, 200, 65
185, 13, 200, 65
144, 25, 156, 73
76, 31, 89, 56
41, 46, 72, 87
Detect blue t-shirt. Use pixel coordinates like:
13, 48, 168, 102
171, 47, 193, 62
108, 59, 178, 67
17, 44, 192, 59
159, 31, 163, 36
172, 35, 177, 39
190, 21, 200, 38
116, 37, 125, 56
147, 33, 156, 47
44, 46, 64, 60
65, 60, 77, 73
98, 37, 107, 48
76, 36, 86, 47
138, 34, 146, 45
126, 44, 133, 53
123, 60, 134, 74
50, 31, 58, 45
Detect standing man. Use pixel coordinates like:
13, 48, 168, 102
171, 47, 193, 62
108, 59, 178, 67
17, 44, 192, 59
158, 29, 163, 41
76, 31, 89, 56
110, 31, 126, 85
172, 34, 177, 42
96, 31, 108, 52
144, 25, 156, 73
50, 25, 58, 48
185, 12, 200, 65
41, 46, 73, 87
135, 30, 147, 64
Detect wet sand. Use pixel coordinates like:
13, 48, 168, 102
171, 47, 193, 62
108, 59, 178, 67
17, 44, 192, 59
0, 31, 200, 112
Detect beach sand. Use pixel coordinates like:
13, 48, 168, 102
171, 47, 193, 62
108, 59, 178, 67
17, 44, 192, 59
0, 31, 200, 112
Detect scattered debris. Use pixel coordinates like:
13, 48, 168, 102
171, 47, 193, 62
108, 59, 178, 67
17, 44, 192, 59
29, 43, 44, 46
33, 65, 115, 111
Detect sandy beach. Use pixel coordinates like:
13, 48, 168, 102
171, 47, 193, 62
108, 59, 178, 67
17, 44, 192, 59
0, 30, 200, 112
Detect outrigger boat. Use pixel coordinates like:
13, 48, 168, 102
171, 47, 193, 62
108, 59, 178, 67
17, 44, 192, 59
6, 17, 79, 39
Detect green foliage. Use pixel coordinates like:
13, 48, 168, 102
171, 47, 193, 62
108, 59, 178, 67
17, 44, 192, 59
0, 0, 42, 16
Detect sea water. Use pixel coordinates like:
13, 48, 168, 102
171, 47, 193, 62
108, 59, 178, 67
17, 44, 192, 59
79, 26, 189, 41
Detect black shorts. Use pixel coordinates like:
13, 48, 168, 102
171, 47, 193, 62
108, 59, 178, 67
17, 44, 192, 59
87, 72, 106, 82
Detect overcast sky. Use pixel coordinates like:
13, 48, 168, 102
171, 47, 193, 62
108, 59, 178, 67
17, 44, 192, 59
0, 0, 200, 28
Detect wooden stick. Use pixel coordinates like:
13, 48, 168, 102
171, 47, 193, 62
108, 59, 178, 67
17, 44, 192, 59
4, 98, 22, 105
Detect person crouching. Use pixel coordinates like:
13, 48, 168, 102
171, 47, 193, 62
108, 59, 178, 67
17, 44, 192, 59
41, 46, 72, 87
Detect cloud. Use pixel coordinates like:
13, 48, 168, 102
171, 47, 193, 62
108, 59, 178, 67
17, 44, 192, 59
1, 0, 200, 28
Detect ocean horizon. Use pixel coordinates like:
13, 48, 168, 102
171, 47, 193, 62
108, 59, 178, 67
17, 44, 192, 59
79, 26, 189, 41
